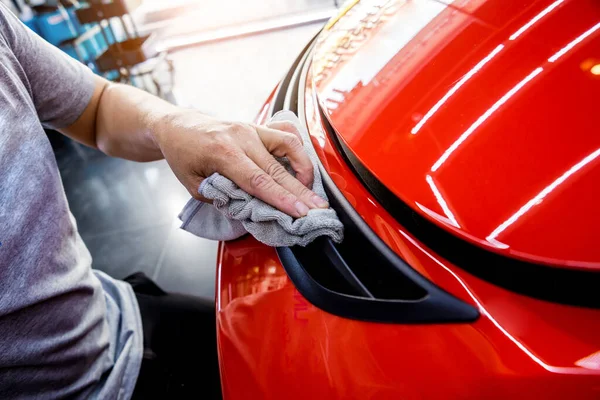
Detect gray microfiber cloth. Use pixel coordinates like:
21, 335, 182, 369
179, 110, 344, 247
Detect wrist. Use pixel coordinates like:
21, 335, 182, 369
147, 107, 184, 151
150, 108, 215, 150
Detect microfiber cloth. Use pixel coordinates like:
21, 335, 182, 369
179, 110, 344, 247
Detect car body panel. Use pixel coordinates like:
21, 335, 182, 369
217, 238, 600, 400
217, 237, 600, 400
313, 0, 600, 269
216, 0, 600, 398
216, 71, 600, 399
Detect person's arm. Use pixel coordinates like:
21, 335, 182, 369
0, 3, 325, 217
60, 77, 328, 218
59, 76, 168, 162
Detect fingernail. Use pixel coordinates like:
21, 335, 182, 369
312, 195, 329, 208
294, 201, 309, 217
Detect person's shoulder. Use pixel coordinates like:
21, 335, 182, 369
0, 3, 15, 39
0, 3, 28, 51
0, 2, 14, 22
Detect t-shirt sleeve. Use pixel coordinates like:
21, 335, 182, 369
0, 4, 96, 129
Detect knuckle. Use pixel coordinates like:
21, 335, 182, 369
187, 182, 203, 200
191, 190, 204, 201
222, 146, 240, 160
250, 170, 272, 190
283, 134, 303, 150
211, 138, 228, 153
281, 121, 296, 131
285, 124, 302, 139
211, 136, 239, 159
297, 165, 313, 177
265, 161, 286, 179
277, 192, 295, 206
297, 185, 314, 198
183, 176, 204, 200
295, 168, 314, 189
272, 121, 297, 133
228, 122, 252, 136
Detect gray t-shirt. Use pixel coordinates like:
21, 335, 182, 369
0, 5, 142, 399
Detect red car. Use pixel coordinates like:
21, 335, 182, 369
216, 0, 600, 398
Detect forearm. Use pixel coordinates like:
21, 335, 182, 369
62, 75, 326, 216
94, 81, 179, 162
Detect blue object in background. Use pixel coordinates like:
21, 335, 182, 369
23, 5, 122, 81
22, 16, 40, 35
36, 7, 80, 47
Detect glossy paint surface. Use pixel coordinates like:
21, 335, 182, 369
216, 1, 600, 398
313, 0, 600, 269
216, 23, 600, 400
217, 236, 600, 399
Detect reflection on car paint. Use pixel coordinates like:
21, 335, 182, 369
486, 147, 600, 250
217, 1, 600, 399
314, 0, 600, 267
430, 67, 544, 173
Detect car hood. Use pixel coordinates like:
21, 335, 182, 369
312, 0, 600, 269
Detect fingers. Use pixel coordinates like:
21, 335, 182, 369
265, 121, 303, 143
247, 143, 328, 211
191, 187, 213, 204
195, 120, 327, 218
221, 154, 309, 218
254, 124, 315, 188
183, 174, 213, 203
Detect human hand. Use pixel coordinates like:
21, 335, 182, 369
153, 110, 329, 218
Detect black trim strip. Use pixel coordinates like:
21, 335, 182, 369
277, 163, 480, 323
272, 41, 479, 324
271, 37, 316, 117
322, 99, 600, 309
321, 239, 374, 298
278, 247, 479, 324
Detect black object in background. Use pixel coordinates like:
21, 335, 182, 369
127, 272, 222, 400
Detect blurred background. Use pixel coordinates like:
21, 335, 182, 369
2, 0, 339, 298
